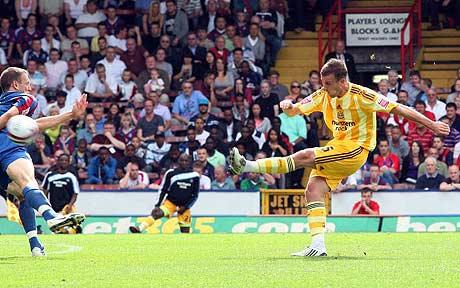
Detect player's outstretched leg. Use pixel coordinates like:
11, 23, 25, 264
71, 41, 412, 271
19, 200, 45, 257
229, 147, 299, 175
291, 177, 328, 257
130, 207, 165, 233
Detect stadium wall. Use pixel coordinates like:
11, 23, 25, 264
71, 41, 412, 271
1, 216, 460, 234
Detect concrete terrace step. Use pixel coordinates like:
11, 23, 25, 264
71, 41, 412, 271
423, 52, 460, 62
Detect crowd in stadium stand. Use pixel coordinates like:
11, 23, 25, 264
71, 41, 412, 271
0, 0, 460, 193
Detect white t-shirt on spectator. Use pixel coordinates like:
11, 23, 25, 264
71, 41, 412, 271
125, 171, 150, 188
45, 60, 68, 89
31, 93, 48, 119
40, 38, 61, 53
425, 100, 446, 121
0, 48, 7, 65
60, 70, 88, 92
97, 57, 127, 82
235, 130, 266, 149
108, 35, 127, 51
453, 142, 460, 161
76, 11, 106, 38
196, 130, 210, 146
145, 142, 172, 165
85, 72, 118, 95
139, 104, 172, 121
379, 91, 397, 102
64, 0, 87, 19
62, 86, 82, 112
199, 174, 211, 190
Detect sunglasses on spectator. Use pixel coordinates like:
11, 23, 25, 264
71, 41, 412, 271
291, 85, 300, 88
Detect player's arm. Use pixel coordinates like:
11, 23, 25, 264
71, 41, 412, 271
281, 89, 324, 117
391, 105, 450, 136
36, 94, 88, 131
0, 106, 19, 130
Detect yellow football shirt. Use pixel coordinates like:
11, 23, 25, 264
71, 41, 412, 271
294, 83, 399, 151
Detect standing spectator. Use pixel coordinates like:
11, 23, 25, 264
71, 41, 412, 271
97, 46, 127, 82
61, 25, 89, 61
415, 157, 445, 190
425, 88, 446, 120
90, 120, 126, 159
163, 0, 189, 47
16, 14, 42, 59
119, 162, 149, 189
440, 165, 460, 191
255, 0, 281, 67
42, 153, 79, 215
244, 23, 265, 67
407, 122, 434, 154
387, 69, 402, 94
255, 80, 279, 119
45, 48, 68, 92
75, 0, 106, 43
145, 132, 171, 173
211, 166, 236, 190
324, 40, 357, 82
120, 38, 147, 77
269, 70, 289, 101
172, 82, 209, 125
374, 138, 400, 185
86, 147, 117, 184
136, 99, 164, 143
351, 189, 380, 215
90, 36, 107, 66
84, 63, 117, 101
401, 141, 425, 185
357, 165, 392, 191
388, 126, 410, 160
400, 70, 423, 106
443, 103, 460, 150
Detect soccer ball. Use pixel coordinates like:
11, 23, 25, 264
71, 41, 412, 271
7, 115, 39, 145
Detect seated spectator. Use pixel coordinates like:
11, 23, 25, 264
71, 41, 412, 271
197, 27, 214, 50
192, 161, 211, 190
190, 97, 220, 128
400, 70, 423, 106
219, 108, 243, 145
262, 128, 289, 158
425, 88, 446, 120
142, 22, 162, 53
387, 69, 402, 94
269, 70, 289, 101
61, 25, 89, 61
90, 121, 126, 159
194, 116, 210, 146
97, 46, 127, 82
443, 103, 460, 150
90, 22, 108, 53
301, 70, 322, 97
388, 126, 410, 160
45, 49, 68, 94
279, 111, 307, 151
238, 61, 262, 97
107, 27, 128, 53
172, 82, 209, 125
415, 157, 445, 190
144, 68, 165, 95
85, 64, 117, 102
183, 32, 207, 79
61, 74, 83, 111
145, 132, 171, 173
209, 36, 230, 63
400, 141, 425, 185
53, 125, 75, 155
158, 144, 181, 171
440, 165, 460, 191
136, 99, 164, 143
334, 170, 361, 193
351, 189, 380, 215
23, 38, 48, 67
44, 106, 63, 144
196, 147, 215, 180
374, 138, 400, 185
119, 162, 149, 189
418, 147, 449, 178
358, 165, 392, 191
120, 38, 147, 78
208, 126, 230, 157
213, 58, 234, 104
378, 79, 397, 102
211, 166, 236, 190
231, 93, 250, 122
446, 78, 460, 104
179, 126, 201, 159
155, 47, 174, 81
27, 134, 52, 166
208, 15, 227, 42
240, 172, 269, 191
235, 125, 260, 158
71, 138, 92, 183
116, 144, 146, 179
433, 136, 453, 166
142, 1, 164, 35
16, 14, 42, 60
41, 25, 61, 55
407, 122, 434, 154
173, 52, 198, 90
205, 137, 226, 168
118, 112, 136, 144
163, 0, 189, 47
255, 80, 279, 119
86, 147, 117, 184
249, 103, 271, 135
75, 0, 106, 43
92, 104, 106, 133
77, 113, 97, 143
105, 5, 126, 35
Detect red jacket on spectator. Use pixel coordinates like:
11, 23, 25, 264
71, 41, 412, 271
209, 47, 230, 64
407, 127, 434, 154
374, 153, 400, 174
408, 111, 435, 131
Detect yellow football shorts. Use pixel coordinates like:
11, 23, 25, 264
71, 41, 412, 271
160, 199, 191, 228
311, 140, 369, 190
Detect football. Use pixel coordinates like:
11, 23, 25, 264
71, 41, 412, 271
6, 115, 39, 145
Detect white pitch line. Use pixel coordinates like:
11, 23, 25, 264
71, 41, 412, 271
47, 244, 83, 255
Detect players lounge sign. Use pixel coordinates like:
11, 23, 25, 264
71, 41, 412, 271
345, 13, 410, 46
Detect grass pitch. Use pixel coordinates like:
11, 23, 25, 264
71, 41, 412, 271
0, 233, 459, 288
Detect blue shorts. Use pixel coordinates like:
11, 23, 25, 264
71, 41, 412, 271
0, 131, 31, 190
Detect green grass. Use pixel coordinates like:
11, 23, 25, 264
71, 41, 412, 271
0, 233, 459, 288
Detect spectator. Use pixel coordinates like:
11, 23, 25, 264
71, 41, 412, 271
144, 68, 166, 95
120, 37, 147, 77
235, 125, 259, 158
145, 132, 171, 173
53, 125, 75, 155
136, 99, 164, 143
425, 88, 446, 120
408, 100, 436, 132
61, 74, 83, 112
240, 172, 269, 191
377, 79, 397, 102
27, 59, 47, 95
334, 170, 360, 193
196, 147, 215, 180
142, 1, 164, 35
85, 63, 117, 101
231, 93, 249, 122
387, 69, 402, 94
75, 0, 106, 42
90, 36, 108, 66
0, 17, 14, 61
27, 134, 52, 166
90, 22, 108, 53
183, 32, 207, 79
116, 144, 146, 180
374, 138, 400, 185
97, 46, 127, 82
427, 0, 460, 30
407, 121, 434, 154
324, 40, 357, 82
71, 138, 91, 183
433, 136, 453, 166
107, 26, 128, 53
44, 105, 62, 144
279, 111, 307, 151
90, 120, 126, 159
208, 126, 230, 157
179, 126, 201, 159
443, 103, 460, 150
269, 70, 289, 101
214, 58, 234, 104
400, 141, 425, 185
106, 103, 121, 129
440, 165, 460, 191
190, 97, 219, 128
144, 91, 172, 131
387, 90, 410, 135
23, 38, 48, 67
255, 0, 281, 67
211, 165, 236, 190
351, 189, 380, 215
172, 51, 197, 89
45, 48, 68, 92
163, 0, 189, 46
446, 78, 460, 104
64, 0, 86, 25
16, 14, 42, 59
142, 22, 161, 52
155, 48, 174, 81
262, 128, 289, 158
301, 70, 322, 97
119, 162, 149, 189
118, 69, 137, 101
357, 165, 392, 191
198, 0, 219, 33
117, 112, 136, 144
219, 108, 243, 144
205, 137, 226, 168
61, 25, 89, 61
197, 27, 214, 50
158, 144, 181, 171
415, 157, 445, 190
77, 113, 96, 143
207, 15, 226, 42
194, 116, 210, 146
60, 58, 88, 91
418, 147, 449, 178
136, 55, 170, 95
244, 23, 265, 67
192, 161, 211, 190
104, 5, 125, 35
388, 126, 410, 160
158, 34, 182, 73
86, 147, 117, 184
255, 80, 279, 119
172, 81, 209, 125
209, 36, 230, 63
400, 70, 423, 106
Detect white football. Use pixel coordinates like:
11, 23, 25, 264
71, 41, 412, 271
7, 115, 39, 145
